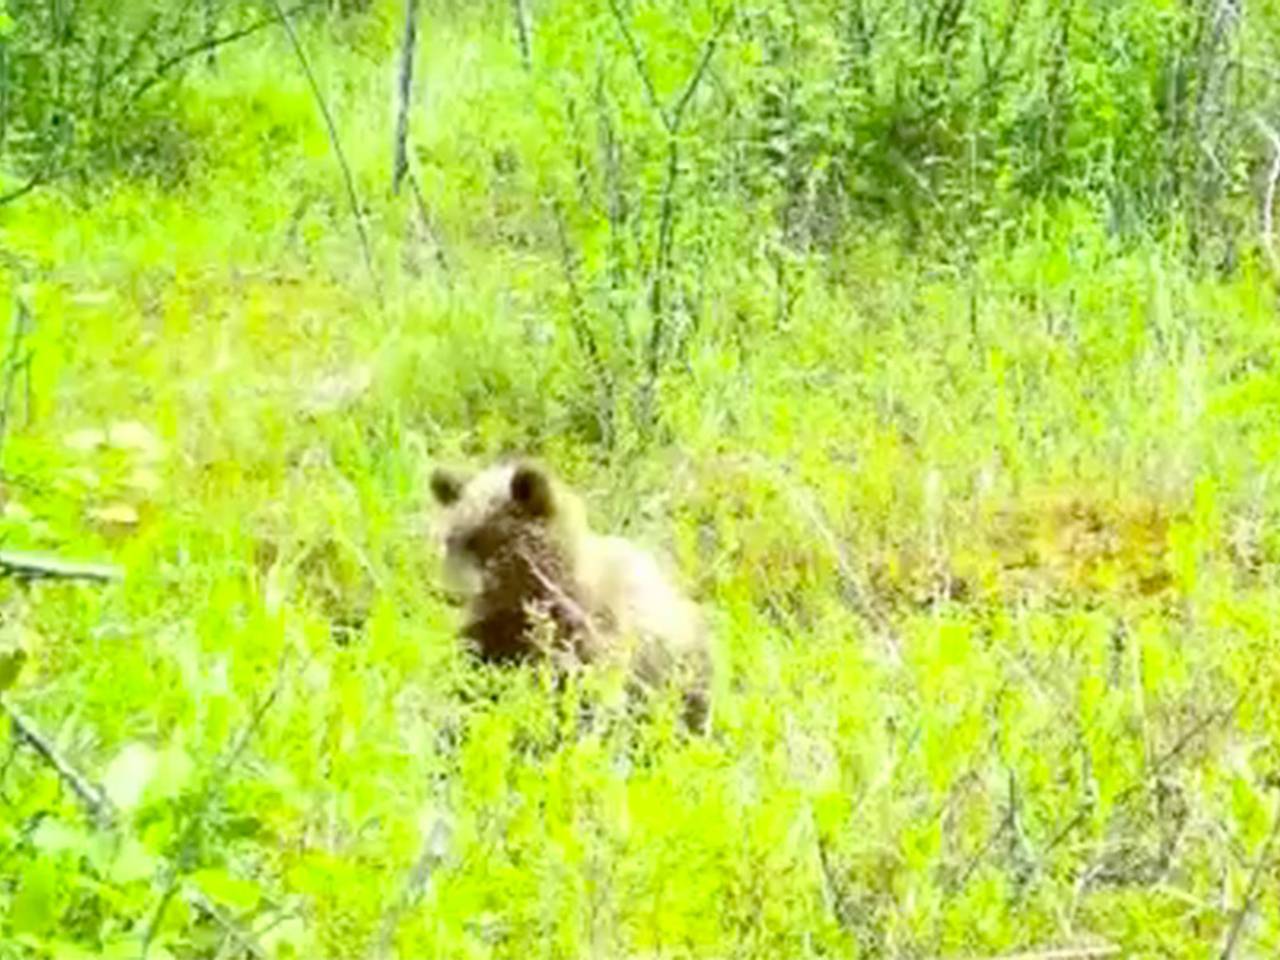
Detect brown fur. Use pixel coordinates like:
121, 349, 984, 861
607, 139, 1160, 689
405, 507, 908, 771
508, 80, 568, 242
429, 460, 711, 730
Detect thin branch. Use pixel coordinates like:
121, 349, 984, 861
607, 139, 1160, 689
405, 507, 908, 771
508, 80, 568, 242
605, 0, 664, 122
405, 167, 451, 278
1254, 114, 1280, 278
550, 198, 614, 443
130, 1, 321, 103
186, 886, 267, 960
608, 5, 731, 424
511, 0, 533, 71
392, 0, 420, 194
102, 10, 165, 91
1219, 795, 1280, 960
1, 697, 114, 829
370, 816, 452, 959
141, 650, 291, 959
264, 0, 381, 297
204, 0, 220, 69
0, 296, 33, 470
0, 550, 123, 584
669, 7, 733, 131
0, 170, 50, 207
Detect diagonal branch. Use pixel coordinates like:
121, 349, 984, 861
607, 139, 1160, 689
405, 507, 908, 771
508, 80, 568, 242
1, 697, 115, 829
0, 168, 52, 208
130, 1, 323, 103
392, 0, 420, 194
605, 0, 665, 123
1254, 114, 1280, 278
669, 7, 733, 132
1219, 794, 1280, 960
264, 0, 381, 298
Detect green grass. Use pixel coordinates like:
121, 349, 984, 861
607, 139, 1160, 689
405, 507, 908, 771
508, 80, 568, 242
2, 4, 1280, 959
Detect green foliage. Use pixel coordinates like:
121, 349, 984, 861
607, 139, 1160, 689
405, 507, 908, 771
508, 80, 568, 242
0, 0, 376, 192
0, 1, 1279, 958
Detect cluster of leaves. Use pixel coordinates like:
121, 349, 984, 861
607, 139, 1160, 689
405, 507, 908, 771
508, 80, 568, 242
727, 0, 1280, 259
0, 0, 346, 195
432, 0, 1279, 447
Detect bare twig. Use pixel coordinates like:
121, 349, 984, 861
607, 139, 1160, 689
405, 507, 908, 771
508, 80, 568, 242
187, 886, 267, 960
130, 1, 322, 102
392, 0, 419, 194
0, 550, 123, 584
604, 0, 663, 118
204, 0, 219, 69
550, 198, 615, 443
523, 548, 604, 654
1, 697, 114, 829
405, 167, 451, 278
4, 679, 268, 958
264, 0, 381, 298
141, 650, 291, 959
371, 816, 452, 959
604, 3, 732, 422
669, 12, 732, 133
0, 170, 49, 207
1219, 794, 1280, 960
511, 0, 533, 71
0, 295, 33, 470
1254, 114, 1280, 278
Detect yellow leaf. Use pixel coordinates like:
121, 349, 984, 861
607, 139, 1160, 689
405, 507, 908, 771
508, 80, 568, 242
3, 500, 32, 521
126, 467, 162, 495
64, 428, 106, 453
90, 503, 140, 526
107, 421, 164, 462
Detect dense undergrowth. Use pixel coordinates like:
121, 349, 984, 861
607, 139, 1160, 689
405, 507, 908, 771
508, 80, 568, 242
2, 1, 1280, 957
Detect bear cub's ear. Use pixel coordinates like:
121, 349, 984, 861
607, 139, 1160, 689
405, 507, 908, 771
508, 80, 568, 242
510, 463, 554, 517
430, 467, 465, 506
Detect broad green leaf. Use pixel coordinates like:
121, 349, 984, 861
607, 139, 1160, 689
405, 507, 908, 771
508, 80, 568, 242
48, 941, 97, 960
260, 916, 307, 957
102, 937, 170, 960
149, 743, 195, 803
0, 648, 26, 691
108, 837, 158, 885
102, 742, 158, 812
32, 818, 90, 855
10, 857, 58, 934
190, 868, 263, 912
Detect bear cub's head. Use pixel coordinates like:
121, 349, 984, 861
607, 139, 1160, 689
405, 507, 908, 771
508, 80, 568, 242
428, 460, 585, 609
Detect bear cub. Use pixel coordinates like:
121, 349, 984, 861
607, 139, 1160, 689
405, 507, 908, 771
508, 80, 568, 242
429, 459, 710, 731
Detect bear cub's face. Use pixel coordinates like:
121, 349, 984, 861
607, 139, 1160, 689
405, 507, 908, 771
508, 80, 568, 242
428, 461, 558, 603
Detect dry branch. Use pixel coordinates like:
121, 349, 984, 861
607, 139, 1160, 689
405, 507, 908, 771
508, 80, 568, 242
0, 170, 49, 207
1, 697, 115, 828
0, 550, 123, 584
1254, 115, 1280, 278
371, 816, 452, 959
511, 0, 533, 71
392, 0, 420, 194
265, 0, 380, 297
1219, 795, 1280, 960
130, 0, 322, 102
141, 652, 291, 958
